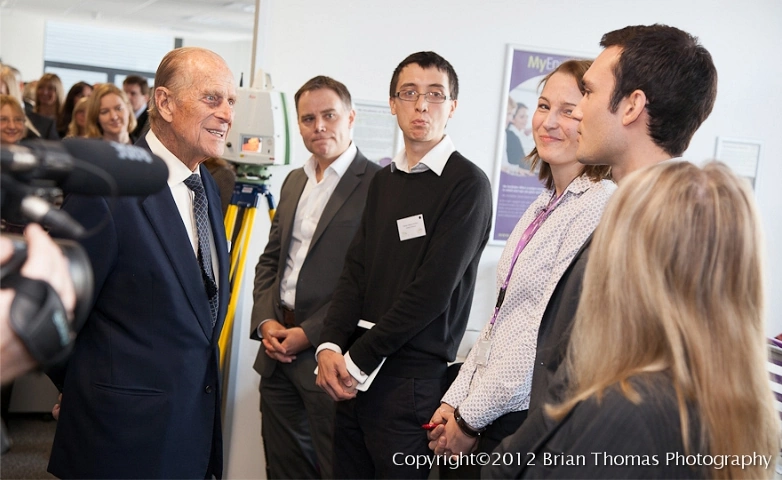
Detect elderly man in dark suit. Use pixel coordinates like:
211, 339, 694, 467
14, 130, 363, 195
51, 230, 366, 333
48, 47, 234, 479
251, 76, 381, 479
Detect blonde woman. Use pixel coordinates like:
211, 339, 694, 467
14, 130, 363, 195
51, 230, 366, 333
520, 161, 779, 479
65, 97, 89, 138
84, 83, 136, 144
0, 94, 27, 144
34, 73, 64, 120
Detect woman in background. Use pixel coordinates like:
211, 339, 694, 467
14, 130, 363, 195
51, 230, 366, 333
427, 60, 614, 478
57, 81, 93, 137
84, 83, 135, 144
1, 94, 27, 145
0, 66, 58, 140
34, 73, 64, 120
521, 161, 778, 479
65, 97, 89, 138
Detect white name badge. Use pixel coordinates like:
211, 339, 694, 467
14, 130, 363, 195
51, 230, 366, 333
397, 214, 426, 241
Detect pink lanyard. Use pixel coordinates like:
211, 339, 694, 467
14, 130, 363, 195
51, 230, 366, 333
486, 191, 565, 335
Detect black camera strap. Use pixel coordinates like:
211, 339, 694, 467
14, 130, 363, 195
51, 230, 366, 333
4, 274, 74, 369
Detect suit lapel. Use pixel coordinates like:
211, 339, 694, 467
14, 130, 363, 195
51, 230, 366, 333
309, 152, 365, 249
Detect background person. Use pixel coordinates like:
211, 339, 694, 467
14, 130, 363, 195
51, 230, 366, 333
122, 75, 150, 141
64, 97, 88, 138
0, 95, 27, 145
0, 65, 58, 140
56, 81, 93, 138
520, 161, 779, 479
84, 83, 136, 144
427, 60, 613, 478
33, 73, 64, 121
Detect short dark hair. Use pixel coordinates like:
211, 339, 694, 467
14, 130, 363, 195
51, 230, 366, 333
527, 59, 611, 189
123, 75, 150, 96
389, 51, 458, 100
600, 24, 717, 157
294, 75, 352, 113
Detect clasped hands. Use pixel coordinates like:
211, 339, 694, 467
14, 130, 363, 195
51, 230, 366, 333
260, 320, 311, 363
426, 403, 478, 457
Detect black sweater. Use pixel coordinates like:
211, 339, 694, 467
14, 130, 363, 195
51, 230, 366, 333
320, 151, 492, 378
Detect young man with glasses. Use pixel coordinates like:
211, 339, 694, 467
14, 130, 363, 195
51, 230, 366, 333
316, 51, 493, 478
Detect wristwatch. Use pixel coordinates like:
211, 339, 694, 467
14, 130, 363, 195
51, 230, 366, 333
453, 407, 485, 438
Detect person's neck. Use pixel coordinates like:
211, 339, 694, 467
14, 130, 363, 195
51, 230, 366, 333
611, 143, 672, 183
313, 155, 338, 183
153, 125, 203, 171
104, 131, 130, 144
550, 161, 584, 197
404, 135, 443, 169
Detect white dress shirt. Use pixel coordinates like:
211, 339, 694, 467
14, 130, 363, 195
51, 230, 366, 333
144, 130, 219, 287
279, 142, 357, 308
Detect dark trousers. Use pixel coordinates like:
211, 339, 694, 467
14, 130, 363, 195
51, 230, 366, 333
440, 410, 528, 479
261, 350, 336, 479
333, 374, 446, 479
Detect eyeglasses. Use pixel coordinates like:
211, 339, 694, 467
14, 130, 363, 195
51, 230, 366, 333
394, 90, 451, 104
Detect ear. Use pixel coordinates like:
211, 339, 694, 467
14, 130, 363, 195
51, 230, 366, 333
621, 89, 646, 126
347, 108, 356, 129
448, 99, 458, 118
155, 87, 175, 123
389, 97, 397, 116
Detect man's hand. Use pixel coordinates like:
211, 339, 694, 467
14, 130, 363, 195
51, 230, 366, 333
23, 223, 76, 317
265, 327, 310, 362
427, 403, 454, 452
315, 349, 357, 401
437, 409, 478, 456
52, 393, 62, 420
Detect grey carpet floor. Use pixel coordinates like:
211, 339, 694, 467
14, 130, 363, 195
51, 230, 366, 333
1, 413, 56, 479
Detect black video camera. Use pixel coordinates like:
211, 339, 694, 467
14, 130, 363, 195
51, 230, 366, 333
1, 138, 168, 368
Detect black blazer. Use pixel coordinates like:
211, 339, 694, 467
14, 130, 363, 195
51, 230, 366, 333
519, 373, 702, 479
48, 136, 230, 479
250, 149, 381, 377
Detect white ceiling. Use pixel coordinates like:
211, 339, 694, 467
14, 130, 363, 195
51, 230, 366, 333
0, 0, 257, 41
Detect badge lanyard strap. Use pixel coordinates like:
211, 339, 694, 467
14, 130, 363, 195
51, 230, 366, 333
484, 191, 566, 339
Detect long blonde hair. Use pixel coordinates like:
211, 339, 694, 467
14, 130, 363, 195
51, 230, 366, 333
34, 73, 65, 118
550, 161, 778, 479
65, 97, 89, 138
84, 83, 136, 140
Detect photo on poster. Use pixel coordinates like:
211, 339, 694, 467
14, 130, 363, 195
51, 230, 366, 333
491, 45, 593, 244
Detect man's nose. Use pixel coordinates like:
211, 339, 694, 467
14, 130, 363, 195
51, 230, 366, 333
415, 94, 428, 112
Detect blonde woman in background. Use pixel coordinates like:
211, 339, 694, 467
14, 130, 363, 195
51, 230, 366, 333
0, 95, 27, 145
34, 73, 64, 120
84, 83, 136, 144
0, 65, 58, 140
519, 161, 779, 479
65, 97, 89, 138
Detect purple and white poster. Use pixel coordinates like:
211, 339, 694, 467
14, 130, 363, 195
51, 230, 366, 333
491, 46, 589, 244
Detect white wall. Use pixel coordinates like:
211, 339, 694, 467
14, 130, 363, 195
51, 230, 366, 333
256, 0, 782, 339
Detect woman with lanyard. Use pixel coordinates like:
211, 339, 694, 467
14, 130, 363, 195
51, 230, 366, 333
426, 59, 614, 477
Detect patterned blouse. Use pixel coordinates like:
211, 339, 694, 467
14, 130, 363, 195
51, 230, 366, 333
441, 174, 615, 429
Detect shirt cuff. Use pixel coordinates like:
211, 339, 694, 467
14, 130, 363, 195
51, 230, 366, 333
344, 351, 369, 384
256, 318, 274, 338
315, 342, 342, 359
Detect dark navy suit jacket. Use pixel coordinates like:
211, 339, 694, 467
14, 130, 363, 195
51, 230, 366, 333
48, 136, 230, 479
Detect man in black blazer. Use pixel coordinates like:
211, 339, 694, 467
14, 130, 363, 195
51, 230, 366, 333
123, 75, 150, 142
250, 76, 381, 479
48, 47, 235, 479
485, 24, 718, 478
